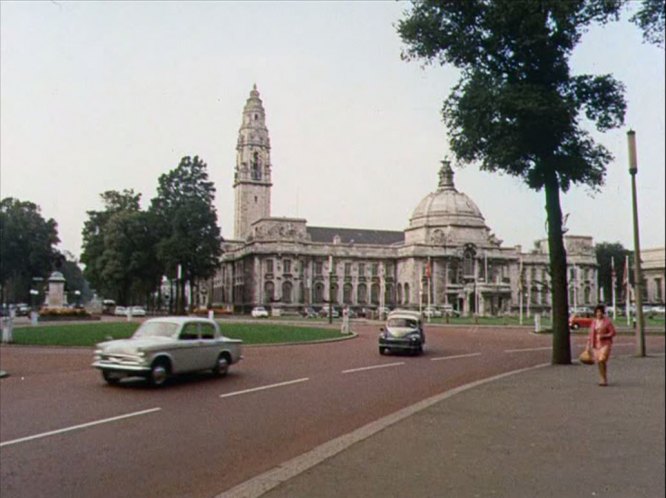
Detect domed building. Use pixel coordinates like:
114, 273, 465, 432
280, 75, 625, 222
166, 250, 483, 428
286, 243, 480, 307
211, 86, 598, 316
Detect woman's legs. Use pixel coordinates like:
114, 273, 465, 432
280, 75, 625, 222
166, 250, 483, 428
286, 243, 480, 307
597, 360, 608, 386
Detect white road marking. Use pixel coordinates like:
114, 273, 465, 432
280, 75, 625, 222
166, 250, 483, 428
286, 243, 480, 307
220, 378, 309, 398
217, 362, 550, 498
342, 362, 404, 374
431, 352, 482, 361
0, 407, 162, 448
504, 346, 552, 353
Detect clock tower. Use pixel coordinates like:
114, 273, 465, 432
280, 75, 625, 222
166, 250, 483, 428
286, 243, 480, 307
233, 84, 273, 240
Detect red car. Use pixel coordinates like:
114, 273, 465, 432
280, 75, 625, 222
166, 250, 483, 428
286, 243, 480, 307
569, 312, 594, 330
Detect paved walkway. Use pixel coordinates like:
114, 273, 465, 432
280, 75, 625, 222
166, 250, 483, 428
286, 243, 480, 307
224, 354, 665, 498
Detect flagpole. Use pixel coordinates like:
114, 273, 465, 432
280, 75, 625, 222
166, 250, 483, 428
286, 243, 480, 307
573, 264, 578, 310
611, 257, 617, 318
427, 257, 432, 323
625, 254, 631, 326
519, 257, 523, 325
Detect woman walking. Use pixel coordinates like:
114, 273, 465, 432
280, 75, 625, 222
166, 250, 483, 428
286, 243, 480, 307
586, 305, 617, 386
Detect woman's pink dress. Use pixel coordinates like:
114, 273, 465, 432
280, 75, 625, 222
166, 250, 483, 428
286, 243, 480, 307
588, 317, 617, 363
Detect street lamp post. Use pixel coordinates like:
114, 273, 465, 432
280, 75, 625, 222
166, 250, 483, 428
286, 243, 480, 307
328, 255, 333, 325
627, 130, 646, 357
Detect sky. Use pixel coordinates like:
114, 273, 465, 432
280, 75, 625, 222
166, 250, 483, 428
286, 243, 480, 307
1, 1, 664, 260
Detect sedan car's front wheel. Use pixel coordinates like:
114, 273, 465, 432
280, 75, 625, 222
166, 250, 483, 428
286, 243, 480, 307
148, 359, 171, 387
212, 354, 230, 377
102, 370, 121, 385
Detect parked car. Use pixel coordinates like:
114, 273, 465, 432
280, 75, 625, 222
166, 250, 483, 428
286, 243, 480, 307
423, 306, 442, 318
301, 306, 317, 318
92, 317, 243, 386
379, 309, 425, 355
129, 306, 146, 317
251, 306, 269, 318
15, 303, 31, 316
114, 306, 127, 317
319, 307, 340, 318
569, 311, 594, 330
102, 299, 117, 315
441, 304, 460, 317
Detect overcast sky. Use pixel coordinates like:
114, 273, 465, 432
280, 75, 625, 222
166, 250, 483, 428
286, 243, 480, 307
1, 1, 664, 259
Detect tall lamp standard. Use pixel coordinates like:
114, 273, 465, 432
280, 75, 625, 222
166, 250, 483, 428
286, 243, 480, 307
627, 130, 646, 357
328, 255, 333, 325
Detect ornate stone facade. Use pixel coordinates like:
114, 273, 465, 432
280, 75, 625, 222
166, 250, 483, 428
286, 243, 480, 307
211, 87, 598, 316
642, 248, 665, 304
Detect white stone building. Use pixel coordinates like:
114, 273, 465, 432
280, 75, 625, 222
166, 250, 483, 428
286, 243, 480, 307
641, 248, 665, 304
210, 86, 598, 316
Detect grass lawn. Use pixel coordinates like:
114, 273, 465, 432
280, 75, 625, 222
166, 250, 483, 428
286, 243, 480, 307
10, 322, 345, 347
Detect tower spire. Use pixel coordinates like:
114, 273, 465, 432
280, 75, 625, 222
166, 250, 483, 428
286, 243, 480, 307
233, 85, 273, 240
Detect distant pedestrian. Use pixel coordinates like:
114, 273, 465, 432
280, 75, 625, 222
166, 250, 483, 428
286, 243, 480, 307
341, 307, 351, 335
586, 305, 616, 386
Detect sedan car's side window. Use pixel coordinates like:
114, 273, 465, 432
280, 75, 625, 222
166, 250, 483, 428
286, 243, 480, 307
179, 323, 199, 340
200, 323, 215, 340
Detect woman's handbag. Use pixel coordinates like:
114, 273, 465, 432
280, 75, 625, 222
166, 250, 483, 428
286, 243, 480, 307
579, 347, 594, 365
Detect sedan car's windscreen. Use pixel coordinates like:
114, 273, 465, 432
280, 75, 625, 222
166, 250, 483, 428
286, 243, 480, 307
387, 318, 417, 328
132, 322, 179, 339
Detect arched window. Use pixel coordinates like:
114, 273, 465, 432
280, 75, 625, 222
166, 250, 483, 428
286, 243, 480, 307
343, 283, 353, 304
264, 281, 274, 304
385, 284, 394, 306
330, 283, 339, 304
397, 284, 403, 304
370, 284, 379, 305
463, 248, 475, 277
584, 286, 591, 304
282, 281, 293, 304
252, 152, 261, 181
357, 284, 367, 304
314, 283, 325, 303
298, 283, 305, 304
404, 283, 410, 304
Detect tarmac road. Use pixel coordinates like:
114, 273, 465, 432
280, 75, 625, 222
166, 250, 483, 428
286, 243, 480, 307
0, 323, 663, 498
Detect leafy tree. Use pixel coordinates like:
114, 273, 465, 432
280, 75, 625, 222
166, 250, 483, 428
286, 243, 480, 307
0, 197, 59, 303
81, 190, 144, 302
58, 250, 91, 303
631, 0, 665, 47
99, 210, 163, 306
150, 156, 223, 314
595, 242, 631, 306
398, 0, 627, 364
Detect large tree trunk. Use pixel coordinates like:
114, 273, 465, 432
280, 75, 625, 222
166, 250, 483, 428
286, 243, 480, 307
544, 172, 571, 364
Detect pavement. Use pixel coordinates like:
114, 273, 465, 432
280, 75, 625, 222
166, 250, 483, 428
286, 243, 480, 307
222, 353, 665, 498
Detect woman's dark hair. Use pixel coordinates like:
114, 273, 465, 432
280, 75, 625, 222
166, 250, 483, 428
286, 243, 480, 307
594, 305, 606, 314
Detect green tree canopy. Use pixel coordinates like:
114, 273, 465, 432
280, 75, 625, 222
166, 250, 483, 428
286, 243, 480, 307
150, 156, 223, 312
80, 189, 159, 303
631, 0, 665, 47
0, 197, 60, 303
398, 0, 627, 364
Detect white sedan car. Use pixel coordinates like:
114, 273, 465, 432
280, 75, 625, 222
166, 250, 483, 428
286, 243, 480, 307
92, 317, 243, 386
114, 306, 127, 316
251, 306, 269, 318
129, 306, 146, 317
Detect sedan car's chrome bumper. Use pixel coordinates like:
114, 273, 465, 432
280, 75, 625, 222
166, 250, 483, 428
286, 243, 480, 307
378, 337, 422, 350
91, 360, 151, 372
